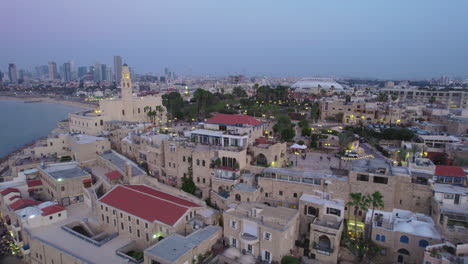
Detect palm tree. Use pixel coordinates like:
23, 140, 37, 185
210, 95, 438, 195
348, 192, 368, 241
365, 192, 384, 242
338, 133, 351, 169
410, 144, 421, 163
396, 148, 408, 166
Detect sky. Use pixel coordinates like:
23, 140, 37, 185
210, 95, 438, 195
1, 0, 468, 79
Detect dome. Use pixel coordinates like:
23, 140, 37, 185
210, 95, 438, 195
291, 77, 344, 93
223, 247, 241, 259
238, 254, 256, 264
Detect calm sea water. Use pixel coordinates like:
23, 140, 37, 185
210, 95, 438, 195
0, 99, 82, 158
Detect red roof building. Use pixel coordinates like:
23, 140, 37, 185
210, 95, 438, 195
27, 179, 43, 187
105, 170, 123, 181
9, 195, 21, 201
435, 165, 466, 178
98, 185, 202, 226
206, 114, 263, 127
41, 204, 66, 216
10, 199, 41, 211
0, 187, 20, 196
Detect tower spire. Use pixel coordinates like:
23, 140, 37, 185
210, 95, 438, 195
121, 64, 132, 100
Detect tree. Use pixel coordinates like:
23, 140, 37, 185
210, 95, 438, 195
338, 133, 351, 169
377, 92, 389, 102
409, 144, 421, 163
429, 96, 436, 104
232, 86, 248, 98
391, 94, 398, 101
181, 176, 196, 194
301, 127, 311, 137
347, 192, 369, 241
162, 92, 184, 119
310, 102, 320, 123
281, 127, 295, 141
193, 89, 214, 118
396, 148, 408, 166
365, 192, 384, 242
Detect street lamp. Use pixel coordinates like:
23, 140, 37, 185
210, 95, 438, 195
294, 151, 299, 166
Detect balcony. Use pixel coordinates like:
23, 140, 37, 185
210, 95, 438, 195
240, 233, 259, 244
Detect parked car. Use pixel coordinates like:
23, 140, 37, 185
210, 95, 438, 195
345, 152, 359, 158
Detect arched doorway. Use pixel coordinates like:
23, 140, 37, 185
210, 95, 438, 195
397, 248, 410, 263
256, 154, 268, 166
318, 235, 331, 251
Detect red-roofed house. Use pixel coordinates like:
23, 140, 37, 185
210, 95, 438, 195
0, 187, 20, 197
97, 184, 204, 245
41, 204, 66, 217
0, 188, 22, 207
10, 199, 41, 211
434, 165, 467, 185
202, 114, 265, 144
27, 179, 43, 188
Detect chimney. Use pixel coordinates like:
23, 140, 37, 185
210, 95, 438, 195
125, 162, 132, 178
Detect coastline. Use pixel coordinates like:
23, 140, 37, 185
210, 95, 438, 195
0, 96, 95, 171
0, 96, 97, 111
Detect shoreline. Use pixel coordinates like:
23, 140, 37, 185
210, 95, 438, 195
0, 96, 95, 170
0, 96, 97, 111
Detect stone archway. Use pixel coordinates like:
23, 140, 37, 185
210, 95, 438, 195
256, 153, 268, 166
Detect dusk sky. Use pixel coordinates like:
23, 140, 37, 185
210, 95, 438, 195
1, 0, 468, 79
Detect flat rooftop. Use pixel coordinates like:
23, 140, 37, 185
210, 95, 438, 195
25, 203, 132, 264
41, 162, 90, 180
351, 158, 394, 175
263, 167, 345, 180
145, 225, 221, 263
433, 184, 468, 195
100, 150, 146, 177
71, 134, 107, 144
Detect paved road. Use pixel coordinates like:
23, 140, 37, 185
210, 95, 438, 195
0, 255, 27, 264
361, 143, 387, 160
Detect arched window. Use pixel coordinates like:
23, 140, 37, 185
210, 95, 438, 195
400, 235, 409, 244
375, 234, 380, 241
419, 240, 429, 248
398, 248, 410, 255
318, 235, 331, 250
381, 235, 386, 242
235, 194, 241, 202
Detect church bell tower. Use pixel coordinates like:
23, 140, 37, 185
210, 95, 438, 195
121, 64, 132, 100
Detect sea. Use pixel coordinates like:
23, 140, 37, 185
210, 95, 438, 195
0, 99, 82, 158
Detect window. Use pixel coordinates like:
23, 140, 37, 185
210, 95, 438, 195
419, 240, 429, 248
376, 234, 380, 241
279, 191, 283, 196
137, 229, 140, 238
357, 174, 369, 181
121, 222, 124, 230
202, 160, 206, 166
306, 206, 319, 216
400, 235, 409, 244
197, 159, 200, 166
106, 216, 109, 223
61, 186, 65, 191
326, 207, 341, 217
444, 194, 454, 199
264, 251, 271, 261
169, 144, 176, 152
58, 213, 61, 217
136, 219, 139, 225
381, 235, 386, 242
373, 176, 388, 184
202, 178, 206, 184
129, 226, 132, 233
101, 214, 104, 221
265, 193, 268, 197
230, 221, 237, 229
146, 233, 149, 241
128, 216, 131, 222
293, 193, 297, 198
183, 156, 186, 162
49, 216, 53, 220
231, 238, 237, 247
145, 223, 148, 228
264, 232, 271, 241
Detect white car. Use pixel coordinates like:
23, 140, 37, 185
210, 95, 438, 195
345, 152, 359, 158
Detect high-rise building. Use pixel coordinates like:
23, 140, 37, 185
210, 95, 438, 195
78, 66, 88, 78
48, 61, 58, 80
106, 65, 112, 82
8, 63, 18, 83
114, 56, 122, 83
94, 63, 102, 82
100, 64, 107, 82
63, 62, 72, 82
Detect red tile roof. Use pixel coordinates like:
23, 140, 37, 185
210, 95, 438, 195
105, 170, 123, 181
99, 185, 202, 226
435, 165, 466, 178
0, 188, 20, 196
27, 179, 43, 187
41, 204, 66, 216
9, 195, 21, 201
10, 199, 41, 211
206, 114, 263, 126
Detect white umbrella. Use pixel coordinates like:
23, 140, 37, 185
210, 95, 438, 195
291, 143, 307, 149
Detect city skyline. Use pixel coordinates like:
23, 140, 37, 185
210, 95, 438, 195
1, 0, 468, 79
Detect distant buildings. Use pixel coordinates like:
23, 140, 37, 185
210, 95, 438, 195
114, 56, 122, 83
62, 62, 72, 82
48, 61, 58, 80
77, 66, 88, 78
8, 63, 18, 83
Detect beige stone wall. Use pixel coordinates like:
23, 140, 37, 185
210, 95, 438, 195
29, 237, 88, 264
69, 113, 106, 136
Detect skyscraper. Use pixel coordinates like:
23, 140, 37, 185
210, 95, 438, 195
48, 61, 58, 80
114, 56, 122, 83
94, 63, 102, 82
8, 63, 18, 83
106, 65, 112, 82
63, 62, 72, 82
78, 66, 88, 78
100, 64, 107, 82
